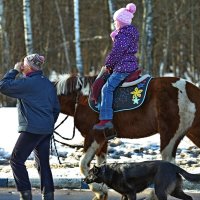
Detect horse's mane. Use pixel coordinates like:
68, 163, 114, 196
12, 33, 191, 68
55, 74, 97, 95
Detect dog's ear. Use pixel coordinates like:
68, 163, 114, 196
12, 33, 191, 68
100, 161, 106, 166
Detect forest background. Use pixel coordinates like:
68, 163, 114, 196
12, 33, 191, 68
0, 0, 200, 106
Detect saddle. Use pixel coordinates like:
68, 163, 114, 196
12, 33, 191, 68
89, 70, 152, 112
90, 69, 142, 104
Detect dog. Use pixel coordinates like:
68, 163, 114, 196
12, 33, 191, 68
84, 160, 200, 200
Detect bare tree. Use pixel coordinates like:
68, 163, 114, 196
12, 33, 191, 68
108, 0, 115, 31
74, 0, 83, 76
0, 0, 9, 72
189, 0, 195, 81
160, 0, 170, 76
54, 0, 71, 73
141, 0, 153, 74
0, 0, 9, 106
0, 0, 200, 81
23, 0, 33, 54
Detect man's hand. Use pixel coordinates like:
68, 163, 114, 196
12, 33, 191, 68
14, 62, 23, 72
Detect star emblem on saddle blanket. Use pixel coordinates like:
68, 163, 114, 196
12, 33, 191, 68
132, 96, 139, 104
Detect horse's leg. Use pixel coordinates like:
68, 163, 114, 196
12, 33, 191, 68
187, 127, 200, 148
160, 113, 194, 163
157, 79, 196, 163
160, 132, 186, 163
96, 143, 107, 166
79, 138, 108, 200
158, 111, 186, 163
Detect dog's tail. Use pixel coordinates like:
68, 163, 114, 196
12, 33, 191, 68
176, 165, 200, 182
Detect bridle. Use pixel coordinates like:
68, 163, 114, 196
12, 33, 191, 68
51, 76, 85, 164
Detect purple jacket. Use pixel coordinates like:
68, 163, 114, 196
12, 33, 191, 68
105, 25, 139, 73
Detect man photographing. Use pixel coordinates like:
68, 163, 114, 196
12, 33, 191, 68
0, 54, 60, 200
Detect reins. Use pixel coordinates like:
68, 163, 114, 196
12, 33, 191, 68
53, 115, 75, 140
51, 113, 83, 164
51, 76, 84, 164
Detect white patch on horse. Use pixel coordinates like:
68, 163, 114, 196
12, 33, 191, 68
81, 83, 90, 96
56, 74, 70, 95
79, 141, 100, 176
161, 79, 196, 162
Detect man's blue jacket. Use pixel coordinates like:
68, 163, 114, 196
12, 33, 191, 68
0, 69, 60, 134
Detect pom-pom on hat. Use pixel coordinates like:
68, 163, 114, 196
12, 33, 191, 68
24, 53, 45, 70
113, 3, 136, 25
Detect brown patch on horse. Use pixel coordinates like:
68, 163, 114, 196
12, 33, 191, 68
58, 94, 76, 116
155, 78, 180, 152
185, 81, 200, 147
79, 96, 88, 106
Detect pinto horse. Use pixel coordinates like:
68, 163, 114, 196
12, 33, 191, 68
55, 74, 200, 200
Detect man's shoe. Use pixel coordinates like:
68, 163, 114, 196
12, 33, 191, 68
42, 192, 54, 200
19, 190, 32, 200
93, 120, 113, 130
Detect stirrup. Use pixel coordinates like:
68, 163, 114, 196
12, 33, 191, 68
103, 128, 117, 140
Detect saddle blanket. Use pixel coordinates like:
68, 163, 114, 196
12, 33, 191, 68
88, 75, 152, 113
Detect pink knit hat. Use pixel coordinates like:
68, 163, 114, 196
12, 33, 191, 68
24, 53, 45, 70
113, 3, 136, 25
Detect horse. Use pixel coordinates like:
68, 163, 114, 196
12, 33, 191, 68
55, 74, 200, 200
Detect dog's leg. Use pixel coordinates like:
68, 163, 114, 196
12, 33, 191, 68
89, 183, 108, 200
154, 188, 168, 200
126, 192, 137, 200
143, 189, 158, 200
171, 178, 193, 200
171, 190, 193, 200
121, 194, 128, 200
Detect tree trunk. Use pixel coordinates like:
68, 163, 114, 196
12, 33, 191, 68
108, 0, 115, 31
23, 0, 33, 54
144, 0, 153, 74
54, 0, 71, 73
161, 1, 170, 76
0, 0, 9, 72
74, 0, 83, 76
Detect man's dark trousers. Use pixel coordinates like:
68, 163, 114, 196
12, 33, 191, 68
10, 132, 54, 194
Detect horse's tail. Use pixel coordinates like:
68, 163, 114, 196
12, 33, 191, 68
176, 165, 200, 182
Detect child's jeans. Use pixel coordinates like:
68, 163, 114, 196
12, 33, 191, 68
99, 72, 129, 120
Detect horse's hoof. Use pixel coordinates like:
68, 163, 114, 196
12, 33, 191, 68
103, 193, 108, 200
92, 194, 108, 200
92, 197, 101, 200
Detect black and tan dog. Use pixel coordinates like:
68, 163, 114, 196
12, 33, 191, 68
84, 160, 200, 200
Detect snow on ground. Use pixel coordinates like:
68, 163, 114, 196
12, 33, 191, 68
0, 107, 200, 180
